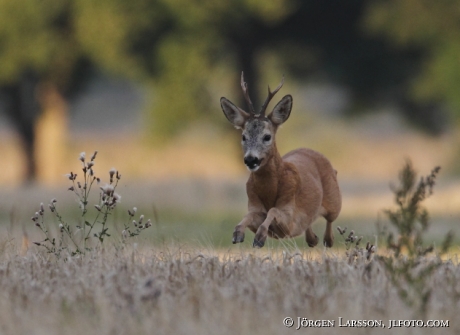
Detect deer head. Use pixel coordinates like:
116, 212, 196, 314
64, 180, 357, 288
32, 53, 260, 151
220, 72, 292, 171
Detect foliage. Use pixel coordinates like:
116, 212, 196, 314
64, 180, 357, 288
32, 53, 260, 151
365, 0, 460, 115
381, 160, 453, 257
31, 151, 151, 257
375, 160, 454, 316
3, 0, 460, 183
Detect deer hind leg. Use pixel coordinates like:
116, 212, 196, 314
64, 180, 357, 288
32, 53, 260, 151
323, 220, 334, 247
320, 176, 342, 248
233, 212, 266, 244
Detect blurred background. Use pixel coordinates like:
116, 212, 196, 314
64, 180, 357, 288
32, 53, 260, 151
0, 0, 459, 248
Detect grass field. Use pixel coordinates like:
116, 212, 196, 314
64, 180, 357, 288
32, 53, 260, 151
0, 241, 458, 335
1, 122, 459, 334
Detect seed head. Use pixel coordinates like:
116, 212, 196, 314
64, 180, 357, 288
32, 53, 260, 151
59, 223, 64, 232
68, 186, 75, 191
113, 193, 121, 203
79, 152, 86, 162
100, 184, 114, 196
133, 220, 137, 227
95, 205, 101, 211
139, 215, 144, 224
109, 168, 116, 179
90, 151, 98, 161
145, 219, 152, 228
49, 204, 55, 212
39, 203, 44, 215
66, 172, 77, 181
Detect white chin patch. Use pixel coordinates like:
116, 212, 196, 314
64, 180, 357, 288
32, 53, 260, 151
247, 165, 260, 172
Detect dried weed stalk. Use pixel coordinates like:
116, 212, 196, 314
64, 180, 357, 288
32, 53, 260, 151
31, 151, 152, 257
337, 226, 375, 263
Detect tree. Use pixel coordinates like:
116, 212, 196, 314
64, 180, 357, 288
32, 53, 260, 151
364, 0, 460, 130
146, 0, 448, 137
0, 0, 165, 182
2, 0, 454, 184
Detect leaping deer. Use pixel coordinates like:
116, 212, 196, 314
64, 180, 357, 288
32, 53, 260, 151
220, 73, 342, 248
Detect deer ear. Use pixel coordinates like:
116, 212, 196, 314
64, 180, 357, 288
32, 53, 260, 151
220, 97, 249, 129
268, 95, 292, 126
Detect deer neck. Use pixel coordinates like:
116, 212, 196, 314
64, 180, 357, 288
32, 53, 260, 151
250, 142, 284, 209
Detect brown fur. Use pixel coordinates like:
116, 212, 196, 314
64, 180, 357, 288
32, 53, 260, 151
221, 74, 342, 248
234, 143, 342, 247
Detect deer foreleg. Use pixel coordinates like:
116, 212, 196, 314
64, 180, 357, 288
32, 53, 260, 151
253, 207, 292, 248
305, 226, 319, 247
233, 212, 266, 244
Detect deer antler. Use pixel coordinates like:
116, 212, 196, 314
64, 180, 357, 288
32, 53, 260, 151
260, 76, 285, 116
240, 72, 255, 114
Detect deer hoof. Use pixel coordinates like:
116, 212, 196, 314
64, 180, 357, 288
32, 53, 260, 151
253, 238, 265, 248
306, 234, 319, 248
323, 237, 334, 248
232, 231, 245, 244
253, 226, 268, 248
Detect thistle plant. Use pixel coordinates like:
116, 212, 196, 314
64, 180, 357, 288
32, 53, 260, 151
31, 151, 152, 257
122, 209, 152, 240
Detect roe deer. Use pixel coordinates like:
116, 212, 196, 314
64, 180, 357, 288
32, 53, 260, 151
220, 73, 342, 248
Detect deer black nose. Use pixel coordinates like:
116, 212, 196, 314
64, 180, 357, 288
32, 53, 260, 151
244, 156, 260, 168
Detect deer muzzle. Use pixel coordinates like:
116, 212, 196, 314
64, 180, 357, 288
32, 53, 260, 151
244, 155, 262, 171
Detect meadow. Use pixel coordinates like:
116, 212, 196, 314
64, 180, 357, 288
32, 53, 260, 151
0, 157, 457, 335
1, 114, 459, 335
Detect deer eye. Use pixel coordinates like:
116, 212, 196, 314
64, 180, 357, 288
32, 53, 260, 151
263, 134, 272, 142
242, 135, 247, 142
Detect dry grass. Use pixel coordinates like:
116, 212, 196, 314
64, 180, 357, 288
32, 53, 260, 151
0, 241, 458, 335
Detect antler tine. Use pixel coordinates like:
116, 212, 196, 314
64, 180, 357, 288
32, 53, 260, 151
260, 75, 285, 116
240, 72, 255, 114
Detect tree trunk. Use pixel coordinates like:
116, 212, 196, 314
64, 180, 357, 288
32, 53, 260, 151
2, 71, 41, 184
35, 83, 68, 185
2, 72, 69, 185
